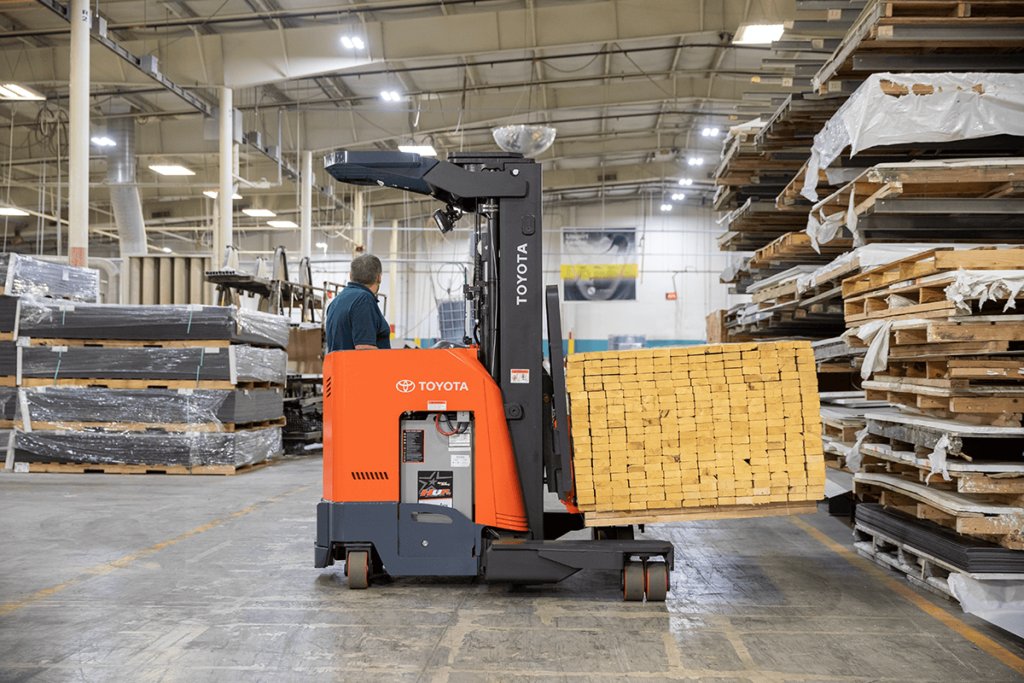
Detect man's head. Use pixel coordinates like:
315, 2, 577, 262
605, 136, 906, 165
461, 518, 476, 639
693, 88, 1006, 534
350, 253, 383, 294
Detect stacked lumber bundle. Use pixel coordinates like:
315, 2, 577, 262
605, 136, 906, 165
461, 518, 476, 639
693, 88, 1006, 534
0, 271, 288, 473
842, 246, 1024, 548
566, 342, 826, 526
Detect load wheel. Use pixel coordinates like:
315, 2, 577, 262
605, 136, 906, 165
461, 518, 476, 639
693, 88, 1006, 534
345, 550, 370, 589
644, 562, 669, 602
622, 560, 645, 601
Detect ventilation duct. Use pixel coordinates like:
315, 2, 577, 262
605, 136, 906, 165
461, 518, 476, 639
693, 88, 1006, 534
104, 114, 147, 257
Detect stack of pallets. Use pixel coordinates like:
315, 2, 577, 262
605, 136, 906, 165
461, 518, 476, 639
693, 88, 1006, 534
566, 342, 826, 526
3, 296, 289, 475
843, 246, 1024, 549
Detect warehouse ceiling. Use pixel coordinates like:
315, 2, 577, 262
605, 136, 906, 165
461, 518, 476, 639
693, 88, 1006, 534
0, 0, 800, 245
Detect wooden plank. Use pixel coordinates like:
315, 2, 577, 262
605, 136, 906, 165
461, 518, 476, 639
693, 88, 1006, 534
22, 460, 273, 476
583, 501, 818, 527
856, 472, 1024, 516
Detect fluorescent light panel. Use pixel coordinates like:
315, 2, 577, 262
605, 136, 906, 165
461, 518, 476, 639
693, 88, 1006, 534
398, 145, 437, 157
0, 83, 45, 101
380, 90, 402, 102
242, 208, 276, 217
734, 23, 785, 45
91, 136, 117, 147
267, 220, 298, 228
149, 164, 195, 176
203, 190, 242, 200
0, 207, 30, 217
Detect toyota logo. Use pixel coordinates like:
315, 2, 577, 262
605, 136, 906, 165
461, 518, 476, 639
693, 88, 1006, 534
395, 379, 416, 393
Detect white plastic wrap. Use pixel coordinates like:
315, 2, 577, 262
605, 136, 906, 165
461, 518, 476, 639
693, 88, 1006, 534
948, 575, 1024, 639
944, 270, 1024, 314
15, 297, 289, 348
9, 425, 282, 468
15, 387, 283, 431
0, 253, 100, 302
801, 73, 1024, 202
2, 344, 287, 385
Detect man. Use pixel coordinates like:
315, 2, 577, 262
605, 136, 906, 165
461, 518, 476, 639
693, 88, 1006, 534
325, 253, 391, 352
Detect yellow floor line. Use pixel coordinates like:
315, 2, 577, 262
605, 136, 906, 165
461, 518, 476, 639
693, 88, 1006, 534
0, 483, 311, 617
790, 516, 1024, 676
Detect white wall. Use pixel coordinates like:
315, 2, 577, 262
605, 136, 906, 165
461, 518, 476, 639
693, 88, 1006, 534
234, 197, 745, 345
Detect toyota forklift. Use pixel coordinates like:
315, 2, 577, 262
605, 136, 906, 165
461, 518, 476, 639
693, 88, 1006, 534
314, 150, 673, 601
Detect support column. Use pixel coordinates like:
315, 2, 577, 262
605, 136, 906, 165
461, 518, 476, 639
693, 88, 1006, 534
300, 150, 313, 259
352, 189, 364, 253
389, 218, 399, 336
215, 86, 234, 269
67, 0, 91, 267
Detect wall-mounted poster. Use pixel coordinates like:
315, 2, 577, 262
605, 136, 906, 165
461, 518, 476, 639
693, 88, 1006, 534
560, 228, 637, 301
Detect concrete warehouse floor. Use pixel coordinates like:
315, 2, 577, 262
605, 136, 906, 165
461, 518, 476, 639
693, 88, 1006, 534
1, 458, 1023, 682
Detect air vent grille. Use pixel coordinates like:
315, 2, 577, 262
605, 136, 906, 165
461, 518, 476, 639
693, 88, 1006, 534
351, 471, 389, 481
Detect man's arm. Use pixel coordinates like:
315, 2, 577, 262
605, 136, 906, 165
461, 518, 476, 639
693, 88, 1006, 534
350, 298, 382, 350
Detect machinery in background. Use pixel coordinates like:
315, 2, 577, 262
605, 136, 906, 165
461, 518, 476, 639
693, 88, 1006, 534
206, 245, 322, 322
315, 151, 673, 601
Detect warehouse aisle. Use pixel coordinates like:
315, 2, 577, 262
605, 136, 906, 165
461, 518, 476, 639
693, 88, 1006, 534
1, 459, 1022, 682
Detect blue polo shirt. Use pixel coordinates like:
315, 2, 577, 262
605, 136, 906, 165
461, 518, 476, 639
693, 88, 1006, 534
325, 282, 391, 352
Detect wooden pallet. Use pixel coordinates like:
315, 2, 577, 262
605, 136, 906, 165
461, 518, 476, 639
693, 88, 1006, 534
863, 379, 1024, 420
748, 231, 852, 272
15, 459, 275, 476
841, 247, 1024, 298
582, 501, 818, 527
20, 338, 232, 349
878, 357, 1024, 385
853, 523, 1024, 604
11, 378, 279, 390
23, 417, 286, 433
859, 441, 1024, 499
855, 472, 1024, 549
813, 159, 1024, 231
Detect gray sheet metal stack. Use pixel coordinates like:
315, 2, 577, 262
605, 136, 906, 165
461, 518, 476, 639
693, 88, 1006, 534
0, 253, 289, 474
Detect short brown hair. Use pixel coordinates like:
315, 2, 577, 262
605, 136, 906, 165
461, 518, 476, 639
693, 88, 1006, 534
350, 253, 382, 286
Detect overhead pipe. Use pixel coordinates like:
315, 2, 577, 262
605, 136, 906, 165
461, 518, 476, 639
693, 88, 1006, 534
104, 112, 148, 258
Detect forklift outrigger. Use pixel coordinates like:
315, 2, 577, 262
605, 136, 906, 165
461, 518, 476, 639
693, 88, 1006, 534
314, 150, 673, 601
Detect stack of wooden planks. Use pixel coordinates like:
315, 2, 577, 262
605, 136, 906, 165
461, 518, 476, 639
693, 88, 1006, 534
566, 342, 826, 526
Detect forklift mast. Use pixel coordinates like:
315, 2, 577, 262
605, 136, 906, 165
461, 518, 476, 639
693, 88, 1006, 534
325, 151, 559, 538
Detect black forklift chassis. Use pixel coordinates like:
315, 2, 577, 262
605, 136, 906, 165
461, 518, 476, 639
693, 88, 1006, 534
316, 501, 673, 600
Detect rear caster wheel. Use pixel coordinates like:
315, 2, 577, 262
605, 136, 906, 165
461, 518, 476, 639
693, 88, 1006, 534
345, 550, 370, 589
622, 561, 645, 601
644, 562, 669, 602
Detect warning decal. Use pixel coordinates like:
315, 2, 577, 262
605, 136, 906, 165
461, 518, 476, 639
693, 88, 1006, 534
510, 368, 530, 384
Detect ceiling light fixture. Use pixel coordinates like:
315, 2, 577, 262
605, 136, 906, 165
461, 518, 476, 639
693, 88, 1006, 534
687, 157, 704, 167
733, 23, 785, 45
0, 83, 45, 101
340, 35, 365, 50
242, 208, 276, 218
91, 136, 116, 147
0, 207, 30, 217
203, 190, 243, 200
315, 241, 328, 249
659, 204, 672, 212
267, 220, 298, 229
678, 178, 693, 186
149, 164, 195, 176
380, 90, 402, 102
398, 144, 438, 157
701, 127, 721, 138
671, 193, 686, 201
162, 247, 173, 254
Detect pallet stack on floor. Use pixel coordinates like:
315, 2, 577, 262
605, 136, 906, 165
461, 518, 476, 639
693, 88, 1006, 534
566, 342, 826, 526
0, 254, 290, 475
